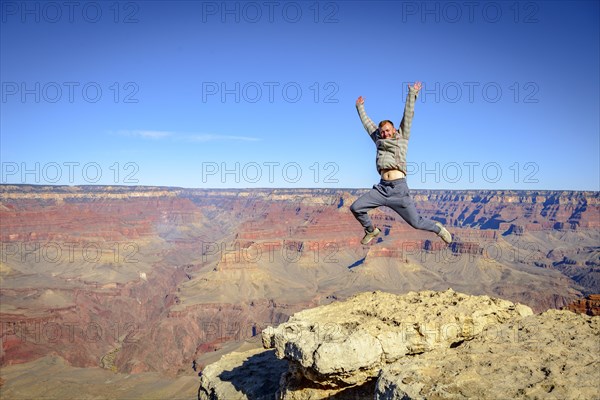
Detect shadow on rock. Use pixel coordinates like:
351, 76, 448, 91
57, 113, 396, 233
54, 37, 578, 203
199, 349, 287, 400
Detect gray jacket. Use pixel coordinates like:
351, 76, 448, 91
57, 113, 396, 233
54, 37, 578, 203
356, 87, 419, 174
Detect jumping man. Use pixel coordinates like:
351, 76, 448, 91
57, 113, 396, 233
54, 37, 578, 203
350, 81, 452, 245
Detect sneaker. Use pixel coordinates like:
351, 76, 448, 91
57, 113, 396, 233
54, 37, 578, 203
361, 227, 381, 245
435, 222, 452, 244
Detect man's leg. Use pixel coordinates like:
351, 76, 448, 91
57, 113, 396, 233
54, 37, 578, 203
387, 180, 445, 235
350, 186, 386, 232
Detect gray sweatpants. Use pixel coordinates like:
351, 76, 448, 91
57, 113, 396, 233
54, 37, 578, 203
350, 178, 440, 234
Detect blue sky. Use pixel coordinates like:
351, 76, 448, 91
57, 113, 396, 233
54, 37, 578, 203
1, 0, 599, 190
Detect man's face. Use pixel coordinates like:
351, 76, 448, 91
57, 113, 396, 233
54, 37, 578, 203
380, 122, 396, 139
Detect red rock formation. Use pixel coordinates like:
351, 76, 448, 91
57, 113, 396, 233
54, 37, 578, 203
562, 294, 600, 316
1, 185, 598, 376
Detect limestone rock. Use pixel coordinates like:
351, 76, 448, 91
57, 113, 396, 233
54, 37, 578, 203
375, 309, 600, 400
198, 348, 287, 400
262, 289, 532, 388
276, 362, 377, 400
200, 291, 599, 399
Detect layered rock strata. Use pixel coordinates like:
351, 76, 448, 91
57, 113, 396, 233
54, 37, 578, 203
2, 185, 599, 381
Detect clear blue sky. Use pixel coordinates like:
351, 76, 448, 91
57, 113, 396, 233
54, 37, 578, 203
1, 0, 599, 190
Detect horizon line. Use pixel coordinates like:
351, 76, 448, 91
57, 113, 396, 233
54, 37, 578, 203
0, 183, 599, 194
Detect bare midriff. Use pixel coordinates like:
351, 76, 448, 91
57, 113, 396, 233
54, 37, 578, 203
380, 169, 406, 181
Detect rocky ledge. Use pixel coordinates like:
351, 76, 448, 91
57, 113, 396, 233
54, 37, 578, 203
198, 289, 599, 399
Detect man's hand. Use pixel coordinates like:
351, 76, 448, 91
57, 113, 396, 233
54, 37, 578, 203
356, 96, 365, 106
408, 81, 422, 94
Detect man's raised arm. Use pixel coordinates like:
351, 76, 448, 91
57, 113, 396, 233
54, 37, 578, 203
399, 81, 422, 139
355, 96, 378, 140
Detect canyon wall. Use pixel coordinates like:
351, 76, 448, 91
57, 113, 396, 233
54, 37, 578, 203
1, 185, 598, 379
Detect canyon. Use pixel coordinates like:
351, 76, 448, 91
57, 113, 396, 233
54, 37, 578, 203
0, 185, 598, 398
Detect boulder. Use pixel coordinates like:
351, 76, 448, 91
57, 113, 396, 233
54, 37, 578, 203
262, 289, 532, 389
375, 309, 600, 399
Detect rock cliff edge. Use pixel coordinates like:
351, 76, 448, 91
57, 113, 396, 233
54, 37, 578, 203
198, 289, 599, 399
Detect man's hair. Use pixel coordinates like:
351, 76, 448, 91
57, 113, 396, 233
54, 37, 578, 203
378, 120, 394, 128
